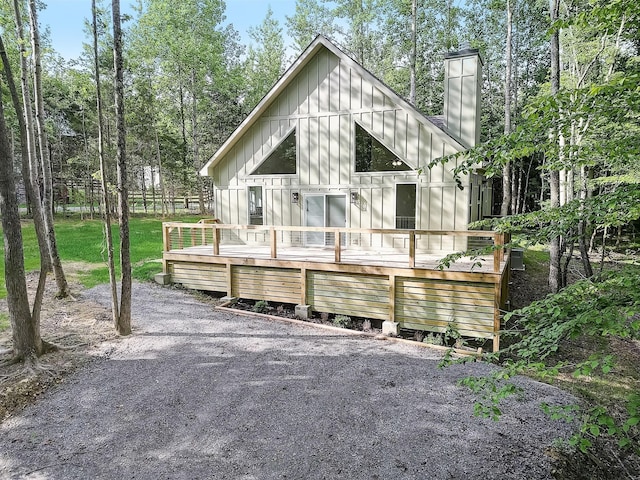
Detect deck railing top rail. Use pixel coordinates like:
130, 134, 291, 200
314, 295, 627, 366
162, 221, 510, 274
163, 221, 502, 238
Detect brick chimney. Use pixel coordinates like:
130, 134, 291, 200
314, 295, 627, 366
443, 48, 483, 149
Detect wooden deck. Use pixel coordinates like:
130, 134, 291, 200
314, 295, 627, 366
161, 222, 511, 351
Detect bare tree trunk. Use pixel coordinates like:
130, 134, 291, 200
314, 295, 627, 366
409, 0, 417, 105
548, 0, 562, 293
28, 0, 69, 298
501, 0, 514, 217
11, 0, 51, 273
154, 127, 167, 217
92, 0, 120, 327
0, 85, 42, 361
113, 0, 132, 336
0, 32, 50, 330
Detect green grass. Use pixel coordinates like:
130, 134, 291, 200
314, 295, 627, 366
0, 312, 8, 333
0, 213, 200, 299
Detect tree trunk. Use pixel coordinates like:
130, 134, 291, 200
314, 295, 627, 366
501, 0, 514, 217
92, 0, 120, 328
548, 0, 561, 293
11, 0, 51, 273
0, 32, 49, 330
409, 0, 417, 106
28, 0, 69, 298
113, 0, 132, 336
0, 85, 42, 360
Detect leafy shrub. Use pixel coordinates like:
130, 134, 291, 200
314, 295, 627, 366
252, 300, 269, 314
445, 267, 640, 453
333, 315, 352, 328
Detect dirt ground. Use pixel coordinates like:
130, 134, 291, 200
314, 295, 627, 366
0, 276, 582, 479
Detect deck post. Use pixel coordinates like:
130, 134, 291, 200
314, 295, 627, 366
201, 226, 207, 246
493, 281, 502, 352
213, 226, 220, 255
388, 274, 396, 322
270, 227, 277, 258
493, 233, 500, 272
226, 262, 233, 296
300, 267, 307, 305
163, 224, 171, 252
334, 231, 342, 263
409, 231, 416, 268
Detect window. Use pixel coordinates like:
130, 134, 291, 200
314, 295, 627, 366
355, 123, 411, 172
251, 129, 296, 175
396, 184, 416, 229
248, 186, 263, 225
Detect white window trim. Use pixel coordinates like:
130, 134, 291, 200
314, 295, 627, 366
352, 120, 416, 174
394, 182, 418, 229
248, 125, 298, 177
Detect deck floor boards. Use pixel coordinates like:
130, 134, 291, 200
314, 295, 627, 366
169, 244, 503, 273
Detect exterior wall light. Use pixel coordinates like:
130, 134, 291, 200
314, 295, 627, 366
291, 192, 299, 204
350, 192, 358, 204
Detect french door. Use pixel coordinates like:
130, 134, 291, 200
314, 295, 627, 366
304, 194, 346, 245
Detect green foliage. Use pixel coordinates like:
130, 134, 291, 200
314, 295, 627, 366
252, 300, 270, 314
468, 184, 640, 245
332, 314, 353, 329
449, 268, 640, 453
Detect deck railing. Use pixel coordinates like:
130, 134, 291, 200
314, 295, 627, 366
162, 222, 510, 274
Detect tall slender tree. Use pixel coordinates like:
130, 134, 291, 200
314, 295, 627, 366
501, 0, 515, 216
92, 0, 120, 328
548, 0, 562, 293
243, 7, 286, 109
112, 0, 132, 335
27, 0, 70, 298
11, 0, 51, 273
0, 72, 45, 362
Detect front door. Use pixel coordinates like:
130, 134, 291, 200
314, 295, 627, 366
304, 194, 346, 245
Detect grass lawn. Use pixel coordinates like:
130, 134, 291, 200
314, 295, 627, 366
0, 213, 200, 301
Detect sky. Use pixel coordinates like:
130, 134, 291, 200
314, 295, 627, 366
40, 0, 297, 61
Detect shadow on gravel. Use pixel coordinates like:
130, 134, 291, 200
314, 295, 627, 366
0, 283, 575, 480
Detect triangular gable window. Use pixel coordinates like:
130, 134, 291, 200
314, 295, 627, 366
251, 129, 297, 175
355, 123, 411, 172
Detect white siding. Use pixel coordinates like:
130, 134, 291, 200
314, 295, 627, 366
210, 47, 472, 250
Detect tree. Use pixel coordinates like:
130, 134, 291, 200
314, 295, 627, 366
112, 0, 132, 335
243, 7, 286, 110
286, 0, 336, 54
10, 0, 51, 272
92, 0, 119, 328
130, 0, 239, 214
0, 68, 46, 362
27, 0, 70, 298
501, 0, 514, 217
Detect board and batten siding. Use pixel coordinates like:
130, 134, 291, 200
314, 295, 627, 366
209, 47, 470, 247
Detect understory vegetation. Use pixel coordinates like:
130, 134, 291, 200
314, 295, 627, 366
442, 247, 640, 478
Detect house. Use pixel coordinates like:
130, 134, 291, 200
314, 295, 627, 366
199, 35, 493, 249
160, 36, 509, 351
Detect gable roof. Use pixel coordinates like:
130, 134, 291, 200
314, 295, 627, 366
200, 35, 464, 176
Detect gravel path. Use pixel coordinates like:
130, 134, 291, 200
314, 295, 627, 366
0, 282, 574, 479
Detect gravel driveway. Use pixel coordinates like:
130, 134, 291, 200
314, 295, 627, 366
0, 282, 574, 479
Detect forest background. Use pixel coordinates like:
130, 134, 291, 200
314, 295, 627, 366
0, 0, 639, 477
